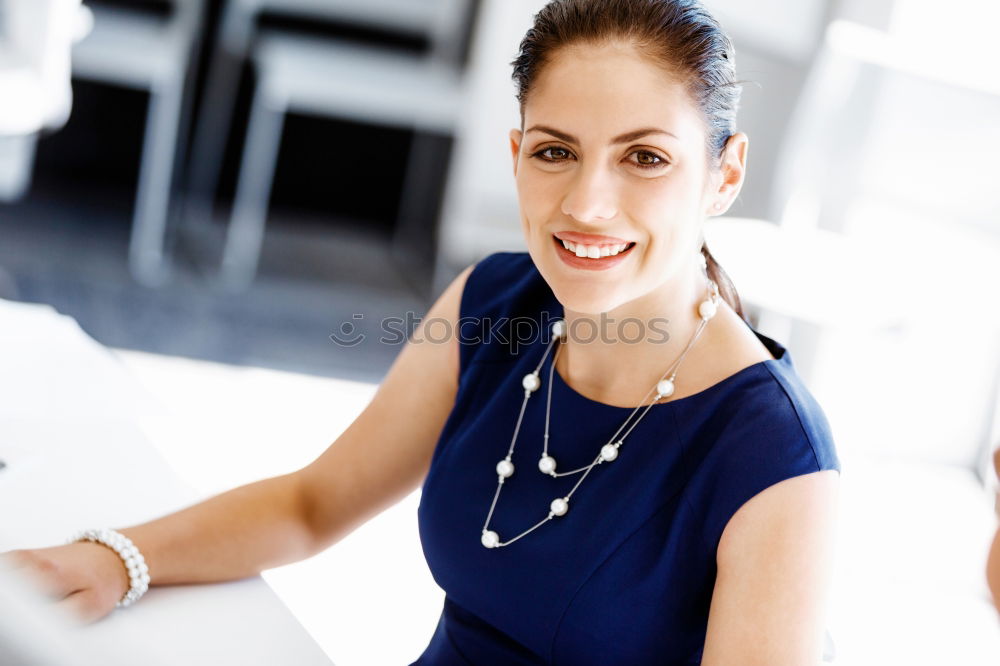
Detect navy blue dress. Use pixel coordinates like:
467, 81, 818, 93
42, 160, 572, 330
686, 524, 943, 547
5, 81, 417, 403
411, 252, 841, 665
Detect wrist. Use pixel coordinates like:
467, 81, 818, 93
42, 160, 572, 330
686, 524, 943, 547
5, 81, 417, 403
76, 540, 131, 601
68, 528, 150, 608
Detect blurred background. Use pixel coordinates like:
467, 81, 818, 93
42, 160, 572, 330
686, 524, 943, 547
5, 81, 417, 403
1, 0, 998, 664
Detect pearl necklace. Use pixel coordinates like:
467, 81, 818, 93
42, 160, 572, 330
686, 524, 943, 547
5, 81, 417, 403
480, 266, 721, 549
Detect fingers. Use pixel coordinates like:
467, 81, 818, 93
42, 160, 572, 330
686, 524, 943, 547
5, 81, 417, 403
1, 548, 117, 624
3, 549, 80, 600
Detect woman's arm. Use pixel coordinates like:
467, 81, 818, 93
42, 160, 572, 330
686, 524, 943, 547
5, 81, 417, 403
126, 260, 475, 578
293, 262, 473, 551
700, 470, 840, 665
1, 262, 475, 622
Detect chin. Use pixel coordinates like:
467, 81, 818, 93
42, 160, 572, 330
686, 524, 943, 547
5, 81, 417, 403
551, 284, 626, 316
529, 249, 625, 313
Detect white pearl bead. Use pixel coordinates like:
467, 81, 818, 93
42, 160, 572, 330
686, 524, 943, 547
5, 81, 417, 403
481, 530, 499, 548
550, 498, 569, 516
551, 319, 566, 339
698, 299, 717, 320
522, 372, 540, 392
656, 378, 675, 398
600, 443, 618, 462
538, 455, 557, 474
496, 459, 514, 478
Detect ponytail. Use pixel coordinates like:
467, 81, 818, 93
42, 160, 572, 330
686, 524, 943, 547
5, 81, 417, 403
701, 242, 745, 321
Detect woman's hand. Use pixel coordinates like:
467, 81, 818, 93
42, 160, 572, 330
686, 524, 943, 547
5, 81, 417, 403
0, 542, 131, 624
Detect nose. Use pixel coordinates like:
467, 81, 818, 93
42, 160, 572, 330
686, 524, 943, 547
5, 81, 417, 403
560, 161, 618, 223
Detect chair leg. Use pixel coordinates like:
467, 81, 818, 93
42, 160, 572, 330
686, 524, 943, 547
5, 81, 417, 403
185, 52, 246, 221
0, 134, 38, 203
219, 85, 285, 289
129, 76, 184, 287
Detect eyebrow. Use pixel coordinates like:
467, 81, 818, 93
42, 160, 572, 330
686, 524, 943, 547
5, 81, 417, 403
525, 125, 678, 145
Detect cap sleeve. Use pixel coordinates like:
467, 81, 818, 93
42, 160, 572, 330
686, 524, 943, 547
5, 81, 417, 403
684, 372, 841, 555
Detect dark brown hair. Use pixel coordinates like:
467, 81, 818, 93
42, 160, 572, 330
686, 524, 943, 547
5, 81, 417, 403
511, 0, 746, 320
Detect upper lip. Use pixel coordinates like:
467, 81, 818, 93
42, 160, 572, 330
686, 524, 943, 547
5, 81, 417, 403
553, 231, 636, 245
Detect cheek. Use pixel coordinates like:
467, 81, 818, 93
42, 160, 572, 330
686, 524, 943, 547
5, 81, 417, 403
517, 171, 562, 219
623, 182, 674, 234
515, 175, 544, 239
624, 182, 699, 254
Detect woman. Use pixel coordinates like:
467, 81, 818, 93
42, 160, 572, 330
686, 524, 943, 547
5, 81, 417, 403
988, 447, 1000, 613
0, 1, 840, 663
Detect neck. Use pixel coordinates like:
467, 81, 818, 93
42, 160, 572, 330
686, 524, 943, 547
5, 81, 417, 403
556, 262, 711, 405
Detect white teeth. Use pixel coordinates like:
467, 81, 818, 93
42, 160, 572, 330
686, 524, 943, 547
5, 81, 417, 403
560, 238, 632, 258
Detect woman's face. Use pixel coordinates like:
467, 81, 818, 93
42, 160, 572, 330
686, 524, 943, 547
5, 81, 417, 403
510, 41, 739, 315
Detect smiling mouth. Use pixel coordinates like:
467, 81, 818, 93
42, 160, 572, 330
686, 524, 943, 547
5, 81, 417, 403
552, 234, 637, 259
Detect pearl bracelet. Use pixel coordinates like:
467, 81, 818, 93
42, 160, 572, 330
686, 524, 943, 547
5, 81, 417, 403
68, 528, 150, 608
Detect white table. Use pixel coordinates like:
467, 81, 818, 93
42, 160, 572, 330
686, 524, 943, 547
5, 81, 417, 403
0, 297, 334, 666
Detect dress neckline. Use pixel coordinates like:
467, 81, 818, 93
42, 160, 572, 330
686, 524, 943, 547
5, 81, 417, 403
549, 310, 789, 412
532, 260, 791, 411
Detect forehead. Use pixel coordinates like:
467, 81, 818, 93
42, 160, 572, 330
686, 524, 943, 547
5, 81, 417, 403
526, 41, 704, 145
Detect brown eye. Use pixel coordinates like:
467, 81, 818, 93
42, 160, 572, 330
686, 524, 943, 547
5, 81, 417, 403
630, 150, 667, 170
533, 146, 572, 162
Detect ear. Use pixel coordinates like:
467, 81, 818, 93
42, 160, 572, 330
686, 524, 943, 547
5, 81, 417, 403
709, 132, 748, 216
509, 128, 523, 177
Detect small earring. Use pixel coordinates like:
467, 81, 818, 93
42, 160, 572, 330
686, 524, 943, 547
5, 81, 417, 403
713, 203, 722, 210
